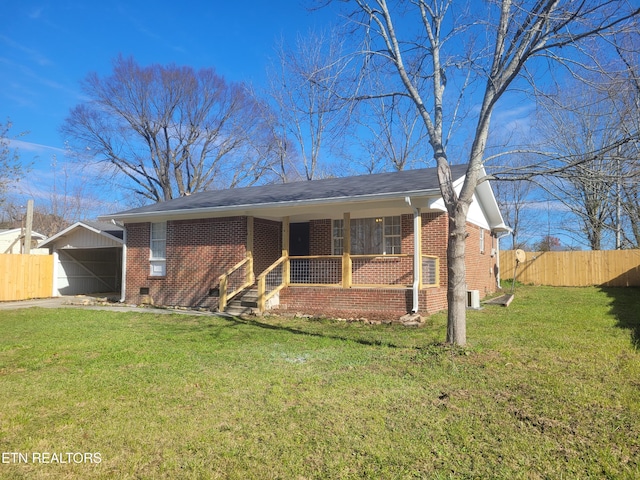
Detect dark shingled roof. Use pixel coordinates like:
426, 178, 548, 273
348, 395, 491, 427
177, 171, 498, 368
110, 164, 467, 217
81, 220, 124, 240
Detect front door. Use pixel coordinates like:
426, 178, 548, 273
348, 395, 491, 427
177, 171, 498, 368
289, 222, 310, 283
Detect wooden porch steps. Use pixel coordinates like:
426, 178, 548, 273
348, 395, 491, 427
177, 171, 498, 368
224, 287, 259, 316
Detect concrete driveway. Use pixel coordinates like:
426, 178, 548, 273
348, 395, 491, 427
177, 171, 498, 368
0, 296, 217, 316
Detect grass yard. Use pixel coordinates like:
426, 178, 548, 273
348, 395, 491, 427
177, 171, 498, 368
0, 286, 638, 479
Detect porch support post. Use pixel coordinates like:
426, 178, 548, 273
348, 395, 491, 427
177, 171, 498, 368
282, 216, 290, 285
342, 212, 352, 288
246, 216, 254, 257
246, 216, 254, 284
415, 212, 423, 290
405, 197, 422, 313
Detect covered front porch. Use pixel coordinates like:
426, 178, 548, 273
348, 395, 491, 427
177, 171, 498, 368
218, 209, 441, 316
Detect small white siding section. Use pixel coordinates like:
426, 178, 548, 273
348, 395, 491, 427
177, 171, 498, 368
0, 229, 48, 254
466, 193, 490, 229
54, 228, 121, 249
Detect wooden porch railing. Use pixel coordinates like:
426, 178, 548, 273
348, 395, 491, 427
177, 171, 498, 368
218, 257, 254, 311
256, 254, 289, 312
289, 255, 343, 286
254, 254, 440, 313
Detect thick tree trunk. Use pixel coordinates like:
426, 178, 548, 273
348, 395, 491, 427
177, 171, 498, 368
446, 202, 469, 346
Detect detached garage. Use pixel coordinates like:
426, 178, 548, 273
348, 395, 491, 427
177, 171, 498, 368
38, 221, 124, 296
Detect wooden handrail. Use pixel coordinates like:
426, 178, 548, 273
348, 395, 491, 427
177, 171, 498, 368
257, 254, 288, 279
218, 257, 251, 282
219, 256, 254, 311
256, 254, 288, 312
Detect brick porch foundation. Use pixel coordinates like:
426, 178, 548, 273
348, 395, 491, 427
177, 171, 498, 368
277, 286, 448, 319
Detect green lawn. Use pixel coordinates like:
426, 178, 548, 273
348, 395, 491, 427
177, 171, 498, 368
0, 286, 638, 479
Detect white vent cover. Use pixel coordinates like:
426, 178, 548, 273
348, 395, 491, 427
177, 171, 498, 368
467, 290, 480, 309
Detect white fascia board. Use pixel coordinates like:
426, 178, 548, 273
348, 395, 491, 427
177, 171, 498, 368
426, 168, 508, 231
98, 188, 442, 224
38, 222, 124, 248
38, 222, 83, 248
475, 174, 508, 230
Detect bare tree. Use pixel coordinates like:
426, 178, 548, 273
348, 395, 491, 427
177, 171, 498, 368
1, 201, 68, 238
265, 27, 355, 180
0, 119, 30, 206
334, 0, 639, 345
494, 171, 533, 249
528, 36, 640, 250
3, 155, 117, 236
613, 43, 640, 248
352, 84, 431, 172
62, 56, 277, 203
535, 84, 624, 250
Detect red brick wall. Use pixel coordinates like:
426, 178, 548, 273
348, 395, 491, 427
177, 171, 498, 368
253, 218, 282, 276
309, 219, 332, 255
124, 222, 151, 301
125, 217, 247, 308
278, 286, 448, 318
422, 212, 449, 288
465, 223, 497, 296
277, 212, 496, 316
124, 210, 497, 315
351, 256, 413, 286
420, 212, 498, 297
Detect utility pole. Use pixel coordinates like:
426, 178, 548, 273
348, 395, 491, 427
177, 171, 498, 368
24, 199, 34, 254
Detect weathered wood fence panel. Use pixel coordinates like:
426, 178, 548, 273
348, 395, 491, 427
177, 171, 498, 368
500, 250, 640, 287
0, 254, 54, 301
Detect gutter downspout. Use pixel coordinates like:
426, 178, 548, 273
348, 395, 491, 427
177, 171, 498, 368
405, 197, 420, 314
113, 219, 127, 303
495, 231, 511, 289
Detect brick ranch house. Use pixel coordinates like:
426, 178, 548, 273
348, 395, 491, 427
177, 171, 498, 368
99, 164, 509, 318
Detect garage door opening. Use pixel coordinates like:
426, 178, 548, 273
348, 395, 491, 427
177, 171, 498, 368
56, 247, 122, 296
38, 221, 125, 298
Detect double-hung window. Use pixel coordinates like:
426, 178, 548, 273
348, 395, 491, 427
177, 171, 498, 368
150, 222, 167, 276
333, 216, 401, 255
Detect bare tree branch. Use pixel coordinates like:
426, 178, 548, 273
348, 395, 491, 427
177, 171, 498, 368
62, 56, 278, 203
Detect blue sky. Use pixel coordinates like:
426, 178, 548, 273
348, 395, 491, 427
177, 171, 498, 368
1, 0, 340, 212
1, 1, 594, 249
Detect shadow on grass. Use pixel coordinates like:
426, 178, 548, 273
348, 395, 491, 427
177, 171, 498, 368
230, 315, 407, 349
154, 311, 456, 353
599, 287, 640, 349
218, 315, 462, 353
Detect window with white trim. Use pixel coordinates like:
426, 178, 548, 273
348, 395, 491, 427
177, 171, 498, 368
332, 220, 344, 255
332, 216, 401, 255
479, 227, 485, 254
150, 222, 167, 276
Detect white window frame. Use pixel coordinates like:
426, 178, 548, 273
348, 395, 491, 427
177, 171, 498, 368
332, 220, 344, 255
383, 215, 401, 254
332, 216, 401, 255
479, 227, 485, 254
149, 222, 167, 276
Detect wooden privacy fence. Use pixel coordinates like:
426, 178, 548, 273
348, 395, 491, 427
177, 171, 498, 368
0, 254, 54, 301
500, 250, 640, 287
